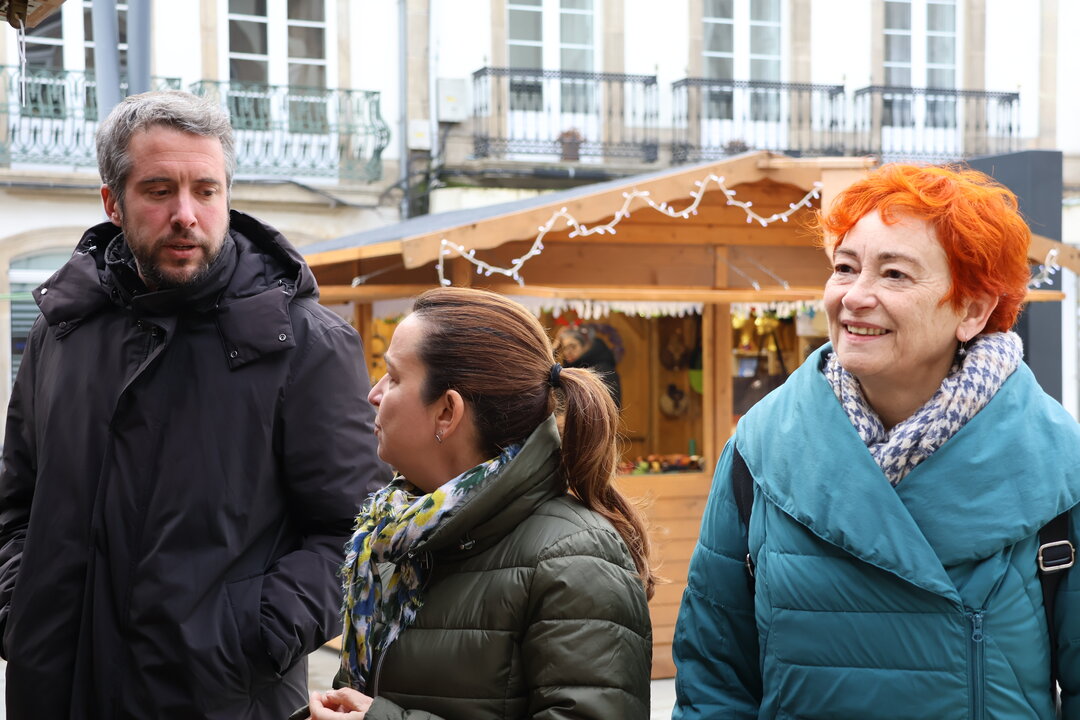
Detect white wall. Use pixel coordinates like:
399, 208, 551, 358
353, 0, 401, 160
432, 0, 491, 77
153, 1, 204, 86
624, 0, 687, 128
811, 0, 872, 90
1057, 0, 1080, 154
985, 0, 1040, 140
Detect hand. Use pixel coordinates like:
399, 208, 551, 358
308, 688, 374, 719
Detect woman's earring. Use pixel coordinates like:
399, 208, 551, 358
957, 339, 968, 357
434, 432, 443, 444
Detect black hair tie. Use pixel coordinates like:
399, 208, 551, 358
549, 363, 563, 388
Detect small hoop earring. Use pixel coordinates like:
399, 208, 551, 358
434, 432, 443, 444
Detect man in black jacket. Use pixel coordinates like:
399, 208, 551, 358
0, 91, 385, 719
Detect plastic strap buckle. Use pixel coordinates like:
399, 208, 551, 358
1038, 540, 1076, 573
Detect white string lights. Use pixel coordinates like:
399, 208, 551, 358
435, 174, 823, 287
1029, 248, 1060, 289
732, 300, 824, 321
16, 18, 28, 106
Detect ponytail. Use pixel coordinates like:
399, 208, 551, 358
558, 367, 658, 599
411, 287, 658, 598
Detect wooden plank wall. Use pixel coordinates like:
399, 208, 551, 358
616, 472, 713, 679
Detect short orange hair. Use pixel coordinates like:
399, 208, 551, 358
819, 164, 1031, 333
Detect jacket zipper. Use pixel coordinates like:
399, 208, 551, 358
372, 550, 432, 696
370, 646, 388, 697
970, 611, 985, 720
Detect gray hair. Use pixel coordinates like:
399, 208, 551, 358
95, 90, 237, 209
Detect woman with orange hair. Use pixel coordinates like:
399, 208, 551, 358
672, 164, 1080, 719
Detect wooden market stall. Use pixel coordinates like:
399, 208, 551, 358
302, 151, 1066, 679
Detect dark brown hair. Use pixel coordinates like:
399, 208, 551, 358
411, 287, 656, 598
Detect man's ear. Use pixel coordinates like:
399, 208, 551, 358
101, 185, 122, 227
956, 292, 999, 342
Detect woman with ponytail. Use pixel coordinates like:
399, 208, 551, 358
305, 287, 654, 720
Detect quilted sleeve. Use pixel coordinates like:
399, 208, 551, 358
521, 525, 653, 719
361, 696, 441, 720
0, 318, 43, 658
672, 439, 761, 719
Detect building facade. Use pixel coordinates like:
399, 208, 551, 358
0, 0, 1077, 414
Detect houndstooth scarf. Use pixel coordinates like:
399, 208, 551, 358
824, 331, 1023, 485
339, 444, 521, 691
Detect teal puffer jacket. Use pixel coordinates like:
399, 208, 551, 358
673, 345, 1080, 719
362, 416, 652, 720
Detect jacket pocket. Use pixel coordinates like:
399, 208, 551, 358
181, 574, 273, 709
225, 573, 282, 688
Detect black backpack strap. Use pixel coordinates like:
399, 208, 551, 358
731, 446, 755, 584
1039, 511, 1074, 700
731, 446, 754, 527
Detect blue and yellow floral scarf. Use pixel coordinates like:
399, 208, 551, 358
339, 444, 521, 690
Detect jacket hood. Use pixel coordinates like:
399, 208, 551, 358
418, 414, 564, 557
736, 343, 1080, 599
33, 210, 320, 369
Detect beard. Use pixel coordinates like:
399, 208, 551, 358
125, 224, 229, 291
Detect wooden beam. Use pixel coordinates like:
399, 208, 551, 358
305, 240, 404, 269
1030, 233, 1080, 275
1027, 289, 1065, 302
538, 222, 816, 247
398, 154, 877, 269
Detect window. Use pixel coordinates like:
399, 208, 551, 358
23, 8, 64, 70
9, 252, 70, 384
506, 0, 597, 113
882, 0, 957, 127
559, 0, 596, 113
703, 0, 783, 121
883, 0, 913, 126
21, 8, 66, 118
508, 0, 543, 111
18, 3, 134, 120
226, 0, 330, 131
82, 0, 128, 120
925, 0, 956, 127
749, 0, 781, 120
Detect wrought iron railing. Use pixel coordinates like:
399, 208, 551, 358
472, 67, 659, 162
671, 78, 846, 162
851, 85, 1021, 161
0, 66, 180, 167
189, 80, 390, 182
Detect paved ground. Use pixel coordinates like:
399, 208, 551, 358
0, 652, 677, 718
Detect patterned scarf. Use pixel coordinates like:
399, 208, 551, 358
824, 331, 1023, 485
339, 444, 521, 691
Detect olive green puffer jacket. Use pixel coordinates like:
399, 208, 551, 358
360, 415, 652, 720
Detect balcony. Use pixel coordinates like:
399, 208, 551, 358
0, 66, 180, 168
190, 80, 390, 183
851, 85, 1021, 162
472, 66, 659, 163
0, 69, 389, 183
672, 78, 846, 163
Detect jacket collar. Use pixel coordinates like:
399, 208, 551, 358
33, 210, 317, 368
418, 415, 564, 557
736, 344, 1080, 599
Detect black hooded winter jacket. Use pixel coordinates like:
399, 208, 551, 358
0, 211, 384, 719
